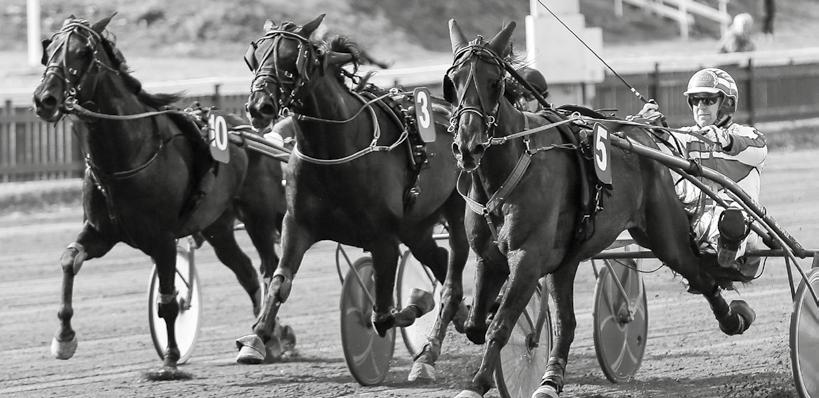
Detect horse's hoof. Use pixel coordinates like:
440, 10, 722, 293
719, 300, 756, 335
51, 335, 77, 360
532, 384, 559, 398
144, 365, 193, 381
235, 334, 265, 364
408, 361, 436, 382
454, 390, 482, 398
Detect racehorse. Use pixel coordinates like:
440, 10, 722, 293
238, 14, 470, 378
32, 15, 286, 377
445, 20, 757, 397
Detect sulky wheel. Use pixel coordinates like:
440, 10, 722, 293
340, 256, 395, 386
790, 267, 819, 398
147, 240, 202, 364
593, 258, 648, 383
396, 249, 442, 358
494, 282, 553, 398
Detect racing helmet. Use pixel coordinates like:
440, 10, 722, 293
683, 68, 738, 117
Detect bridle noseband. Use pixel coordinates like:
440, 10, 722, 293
42, 21, 121, 112
246, 30, 319, 116
445, 40, 508, 148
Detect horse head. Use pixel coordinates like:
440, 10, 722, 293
33, 13, 122, 122
445, 19, 516, 171
244, 14, 357, 130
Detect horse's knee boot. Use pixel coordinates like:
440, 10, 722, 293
60, 242, 87, 275
719, 300, 755, 335
717, 208, 750, 268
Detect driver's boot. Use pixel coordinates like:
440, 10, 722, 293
717, 208, 751, 268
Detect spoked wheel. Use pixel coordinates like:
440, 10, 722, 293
340, 256, 395, 386
147, 239, 202, 364
396, 249, 442, 358
593, 258, 648, 383
494, 282, 553, 398
791, 267, 819, 398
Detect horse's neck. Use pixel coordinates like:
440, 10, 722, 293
295, 77, 376, 158
477, 100, 529, 192
80, 75, 162, 173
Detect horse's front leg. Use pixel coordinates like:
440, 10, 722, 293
369, 239, 403, 337
534, 262, 580, 398
237, 213, 313, 364
52, 221, 116, 359
456, 250, 539, 398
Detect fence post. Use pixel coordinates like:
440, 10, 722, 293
212, 83, 222, 109
650, 62, 660, 101
4, 100, 13, 182
745, 58, 754, 125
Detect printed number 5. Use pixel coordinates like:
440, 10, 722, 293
416, 91, 431, 129
595, 127, 608, 171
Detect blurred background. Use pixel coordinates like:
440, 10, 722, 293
2, 0, 819, 183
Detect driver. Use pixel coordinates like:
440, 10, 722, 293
635, 68, 767, 274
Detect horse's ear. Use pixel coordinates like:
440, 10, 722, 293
325, 50, 353, 66
91, 12, 117, 34
442, 74, 456, 104
40, 39, 51, 65
449, 19, 468, 54
263, 19, 276, 32
300, 14, 325, 38
488, 21, 516, 55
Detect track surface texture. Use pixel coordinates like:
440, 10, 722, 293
1, 149, 816, 398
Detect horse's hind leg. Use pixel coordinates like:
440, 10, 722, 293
202, 212, 261, 315
636, 192, 755, 335
52, 221, 116, 359
152, 238, 184, 369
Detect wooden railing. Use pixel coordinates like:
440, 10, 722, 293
614, 0, 730, 39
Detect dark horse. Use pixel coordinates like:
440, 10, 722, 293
238, 14, 469, 377
445, 20, 757, 398
32, 15, 286, 375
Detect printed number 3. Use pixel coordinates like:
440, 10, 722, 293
416, 91, 431, 129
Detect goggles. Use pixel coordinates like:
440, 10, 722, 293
688, 94, 721, 107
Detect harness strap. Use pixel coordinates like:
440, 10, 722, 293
292, 92, 408, 165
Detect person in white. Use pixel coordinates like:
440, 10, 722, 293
638, 68, 767, 275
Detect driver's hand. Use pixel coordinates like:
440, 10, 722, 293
701, 125, 731, 148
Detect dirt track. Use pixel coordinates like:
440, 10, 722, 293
1, 149, 817, 398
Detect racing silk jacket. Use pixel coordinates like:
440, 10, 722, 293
673, 122, 767, 206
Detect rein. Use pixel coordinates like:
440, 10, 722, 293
291, 92, 409, 165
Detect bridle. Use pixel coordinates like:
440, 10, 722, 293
245, 29, 320, 117
445, 38, 508, 149
41, 20, 121, 112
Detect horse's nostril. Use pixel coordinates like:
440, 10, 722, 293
37, 94, 57, 109
259, 103, 277, 117
474, 144, 486, 156
452, 142, 460, 155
